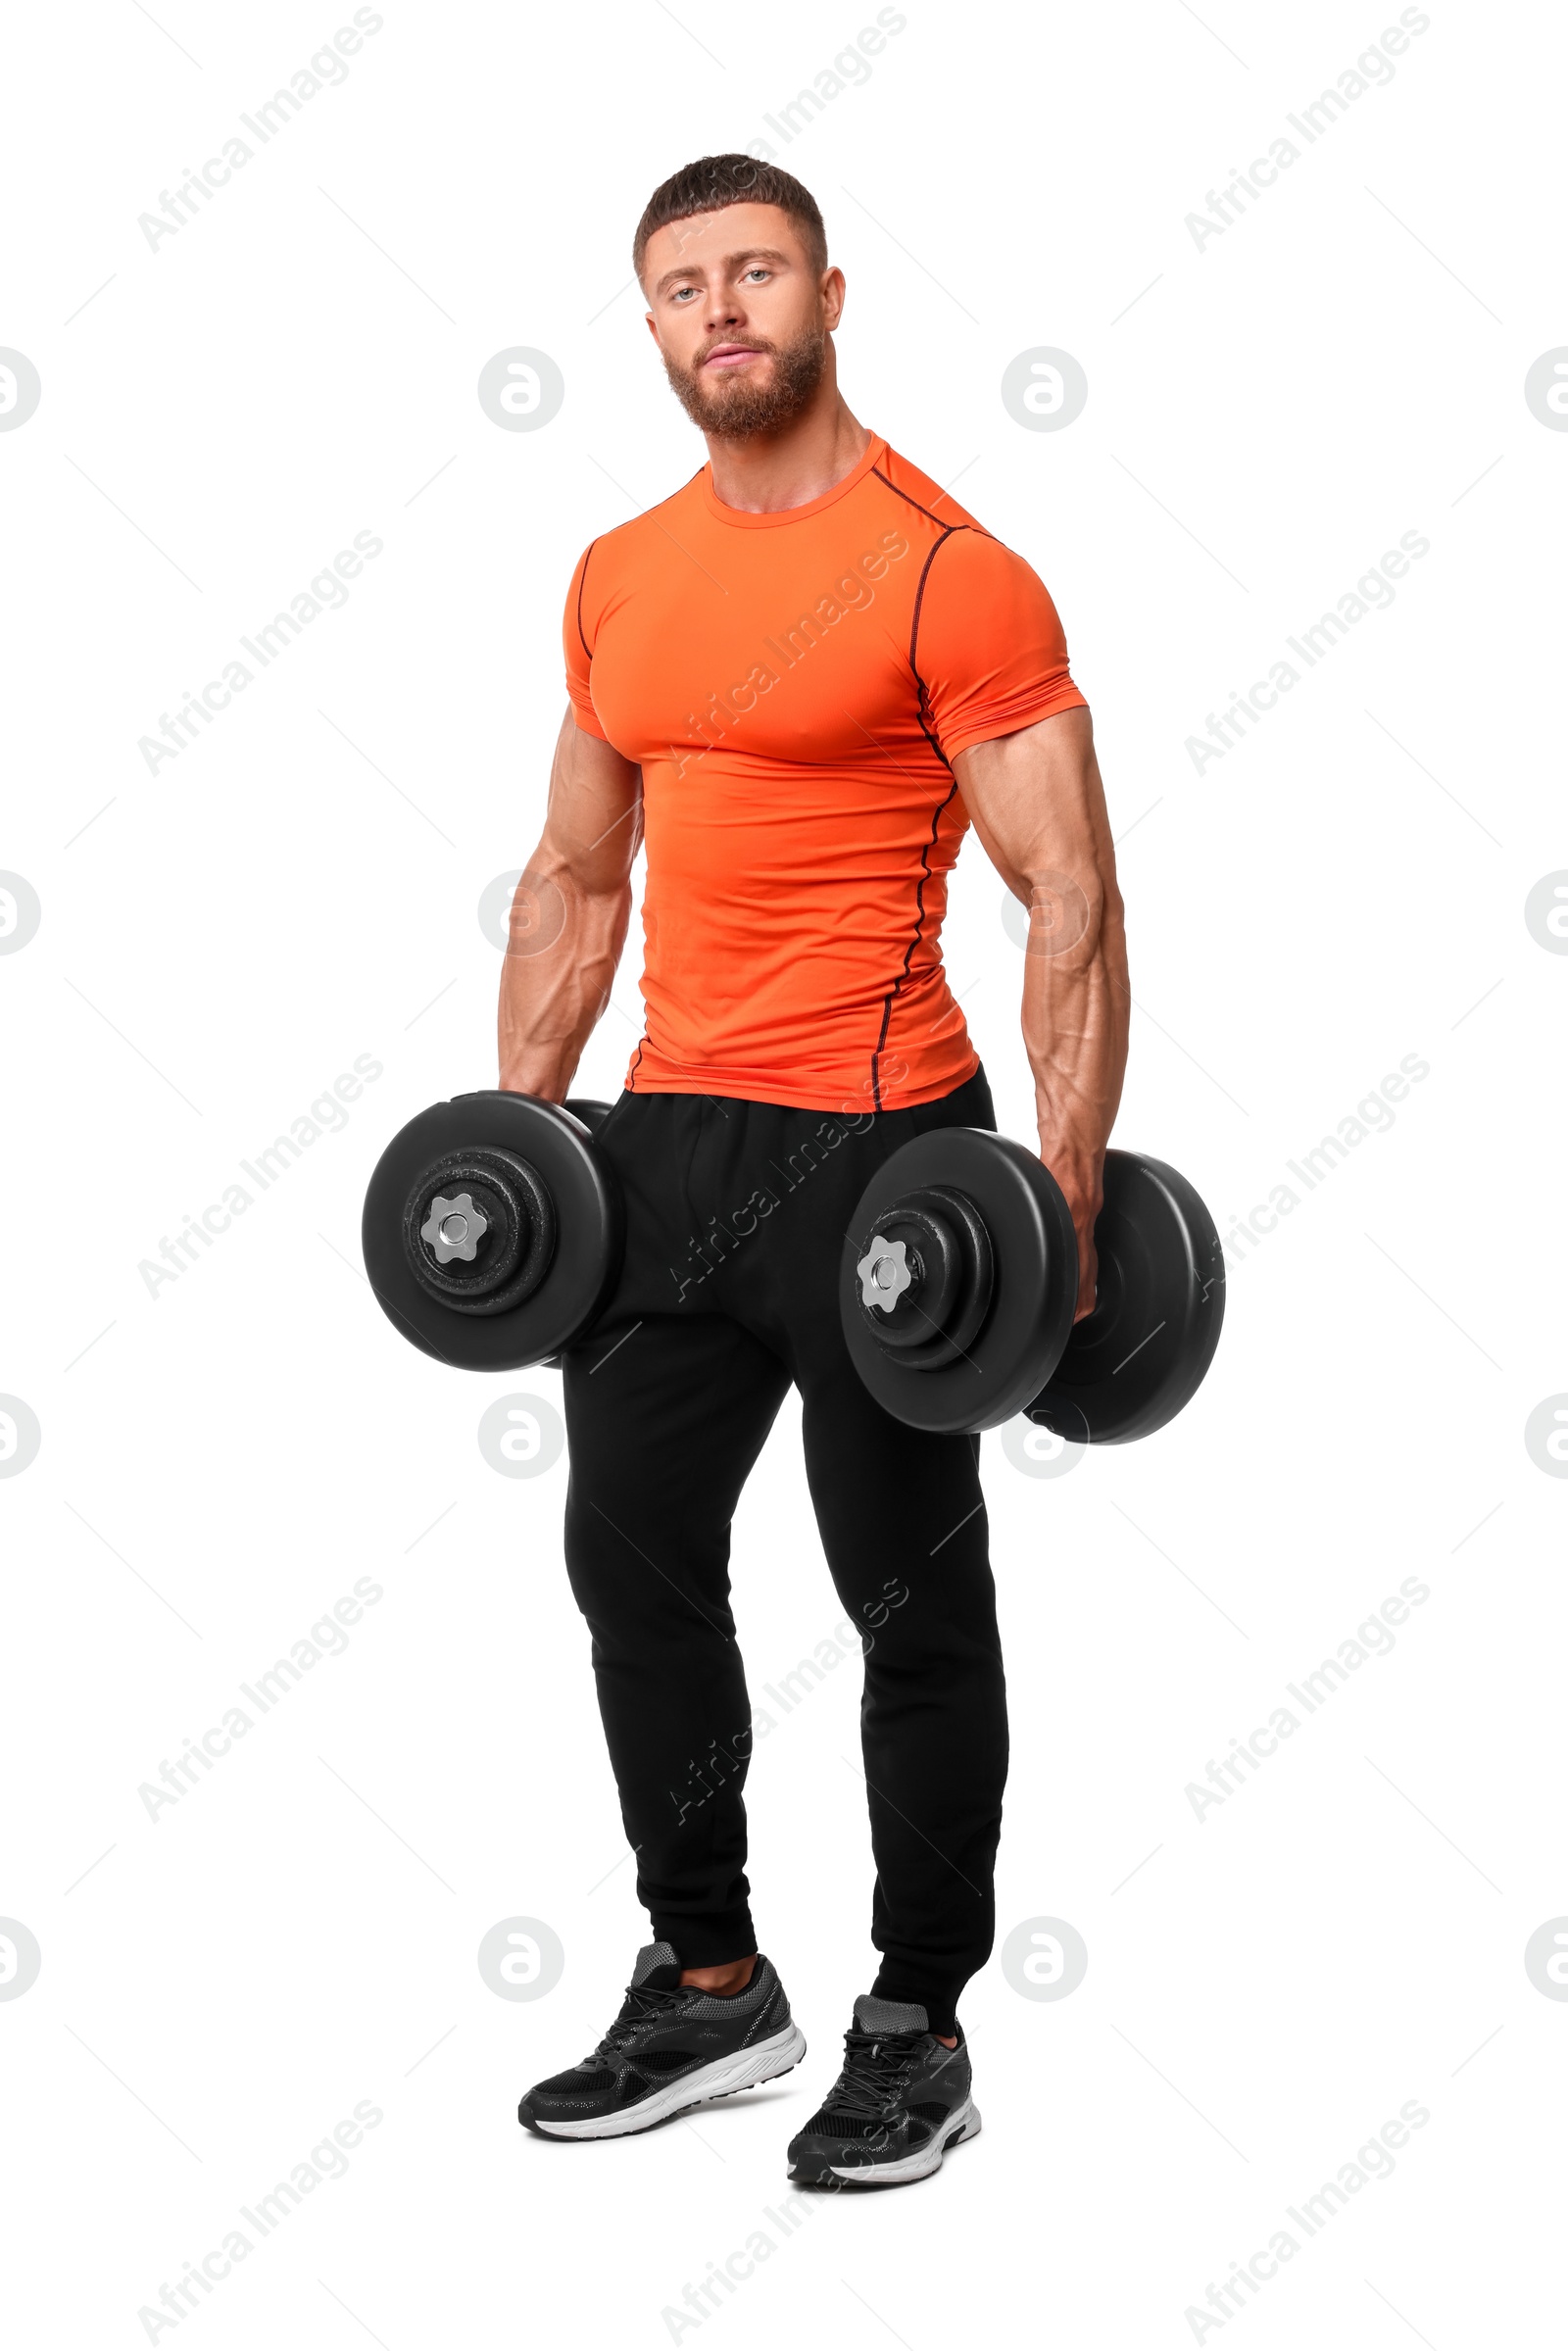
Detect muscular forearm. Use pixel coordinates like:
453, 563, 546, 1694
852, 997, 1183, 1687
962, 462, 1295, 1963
497, 859, 632, 1099
495, 706, 643, 1099
956, 705, 1129, 1313
1020, 872, 1129, 1224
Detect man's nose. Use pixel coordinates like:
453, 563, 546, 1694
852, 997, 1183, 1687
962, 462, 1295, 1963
704, 289, 745, 333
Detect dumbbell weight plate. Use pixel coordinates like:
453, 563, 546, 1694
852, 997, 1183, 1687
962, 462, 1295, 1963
1025, 1150, 1224, 1445
563, 1099, 614, 1133
362, 1092, 622, 1372
842, 1128, 1079, 1434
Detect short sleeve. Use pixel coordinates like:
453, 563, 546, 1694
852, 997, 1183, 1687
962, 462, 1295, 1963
913, 530, 1087, 760
563, 541, 610, 741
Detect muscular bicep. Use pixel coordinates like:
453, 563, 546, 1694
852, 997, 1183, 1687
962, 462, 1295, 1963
954, 706, 1113, 898
541, 705, 643, 893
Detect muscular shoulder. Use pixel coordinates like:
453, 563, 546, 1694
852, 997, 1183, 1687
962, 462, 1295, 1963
864, 444, 993, 541
881, 480, 1085, 758
863, 448, 1072, 635
571, 470, 707, 626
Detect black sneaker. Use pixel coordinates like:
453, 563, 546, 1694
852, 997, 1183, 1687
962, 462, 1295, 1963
517, 1942, 806, 2140
786, 1994, 980, 2187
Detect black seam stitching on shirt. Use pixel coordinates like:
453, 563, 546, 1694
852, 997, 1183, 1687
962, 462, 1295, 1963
870, 778, 961, 1108
575, 539, 598, 661
907, 527, 967, 774
866, 526, 971, 1107
872, 464, 949, 528
907, 526, 964, 683
873, 463, 996, 541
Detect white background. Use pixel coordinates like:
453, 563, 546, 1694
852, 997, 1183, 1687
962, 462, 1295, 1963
3, 0, 1565, 2343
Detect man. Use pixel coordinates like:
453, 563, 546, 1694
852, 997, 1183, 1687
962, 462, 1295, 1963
504, 154, 1128, 2186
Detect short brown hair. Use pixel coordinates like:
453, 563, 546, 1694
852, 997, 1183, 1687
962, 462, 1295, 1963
633, 154, 827, 286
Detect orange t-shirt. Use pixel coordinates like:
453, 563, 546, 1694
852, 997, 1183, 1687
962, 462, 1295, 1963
564, 433, 1086, 1113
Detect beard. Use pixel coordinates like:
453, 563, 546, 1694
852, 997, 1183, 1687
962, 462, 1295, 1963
661, 323, 829, 440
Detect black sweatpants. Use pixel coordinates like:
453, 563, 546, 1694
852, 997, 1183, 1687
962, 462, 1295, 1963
560, 1067, 1005, 2035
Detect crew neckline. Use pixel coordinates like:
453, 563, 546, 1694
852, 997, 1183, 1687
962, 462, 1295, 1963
700, 433, 887, 528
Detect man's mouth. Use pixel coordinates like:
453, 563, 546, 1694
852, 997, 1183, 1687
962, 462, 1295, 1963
702, 343, 767, 371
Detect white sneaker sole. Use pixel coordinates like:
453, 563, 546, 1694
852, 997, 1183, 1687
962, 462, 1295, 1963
825, 2095, 982, 2184
527, 2020, 808, 2140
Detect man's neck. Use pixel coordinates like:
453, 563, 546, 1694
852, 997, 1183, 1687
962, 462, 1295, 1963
705, 396, 873, 514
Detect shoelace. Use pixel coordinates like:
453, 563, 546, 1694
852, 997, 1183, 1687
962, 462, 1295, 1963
822, 2028, 924, 2119
585, 1980, 689, 2064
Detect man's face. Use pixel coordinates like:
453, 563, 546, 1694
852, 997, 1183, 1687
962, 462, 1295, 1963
641, 202, 844, 438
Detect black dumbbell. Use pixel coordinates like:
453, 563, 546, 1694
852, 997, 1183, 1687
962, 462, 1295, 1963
842, 1130, 1224, 1441
366, 1097, 1225, 1442
362, 1092, 621, 1370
